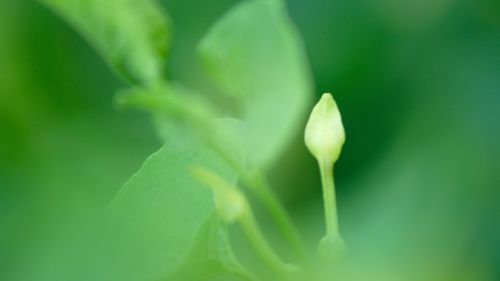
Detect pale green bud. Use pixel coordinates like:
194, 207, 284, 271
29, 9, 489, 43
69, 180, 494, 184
191, 166, 248, 223
304, 93, 345, 167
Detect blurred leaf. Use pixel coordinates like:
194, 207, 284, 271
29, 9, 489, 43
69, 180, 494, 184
115, 82, 217, 140
115, 83, 247, 172
167, 214, 257, 281
199, 0, 314, 168
107, 122, 239, 281
39, 0, 170, 84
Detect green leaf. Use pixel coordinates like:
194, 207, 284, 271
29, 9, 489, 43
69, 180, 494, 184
167, 214, 258, 281
115, 83, 246, 171
107, 122, 240, 281
199, 0, 314, 167
40, 0, 170, 84
115, 82, 218, 141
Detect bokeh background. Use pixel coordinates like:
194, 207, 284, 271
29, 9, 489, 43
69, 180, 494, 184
1, 0, 499, 280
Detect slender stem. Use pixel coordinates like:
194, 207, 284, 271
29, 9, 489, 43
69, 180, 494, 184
240, 211, 290, 278
205, 138, 308, 265
318, 160, 340, 238
243, 172, 309, 266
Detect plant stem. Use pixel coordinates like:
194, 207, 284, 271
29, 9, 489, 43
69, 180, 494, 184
317, 160, 346, 261
243, 172, 309, 266
318, 160, 340, 238
201, 134, 308, 264
240, 211, 291, 278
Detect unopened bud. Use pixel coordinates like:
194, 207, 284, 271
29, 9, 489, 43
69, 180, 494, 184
304, 93, 345, 167
191, 166, 248, 223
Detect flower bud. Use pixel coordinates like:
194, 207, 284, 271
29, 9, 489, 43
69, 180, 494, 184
191, 166, 248, 223
304, 93, 345, 167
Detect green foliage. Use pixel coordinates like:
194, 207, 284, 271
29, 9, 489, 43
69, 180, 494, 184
167, 215, 256, 281
3, 0, 500, 280
37, 0, 316, 280
199, 0, 314, 167
40, 0, 170, 84
108, 122, 240, 280
115, 82, 220, 141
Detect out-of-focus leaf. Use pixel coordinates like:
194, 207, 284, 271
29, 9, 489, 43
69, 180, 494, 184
115, 83, 246, 170
167, 214, 258, 281
107, 122, 239, 281
199, 0, 314, 168
39, 0, 170, 84
115, 82, 218, 140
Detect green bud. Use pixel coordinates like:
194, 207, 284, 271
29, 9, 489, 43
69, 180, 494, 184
191, 166, 248, 223
304, 93, 345, 167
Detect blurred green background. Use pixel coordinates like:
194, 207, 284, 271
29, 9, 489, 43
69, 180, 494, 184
1, 0, 499, 280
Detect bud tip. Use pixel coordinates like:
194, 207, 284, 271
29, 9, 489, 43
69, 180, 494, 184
304, 92, 345, 166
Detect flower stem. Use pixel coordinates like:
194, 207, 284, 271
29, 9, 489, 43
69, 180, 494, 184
318, 160, 340, 238
206, 139, 309, 265
240, 210, 292, 278
317, 160, 346, 260
244, 172, 309, 266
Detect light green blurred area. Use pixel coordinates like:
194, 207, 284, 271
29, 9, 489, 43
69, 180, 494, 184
0, 0, 499, 280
